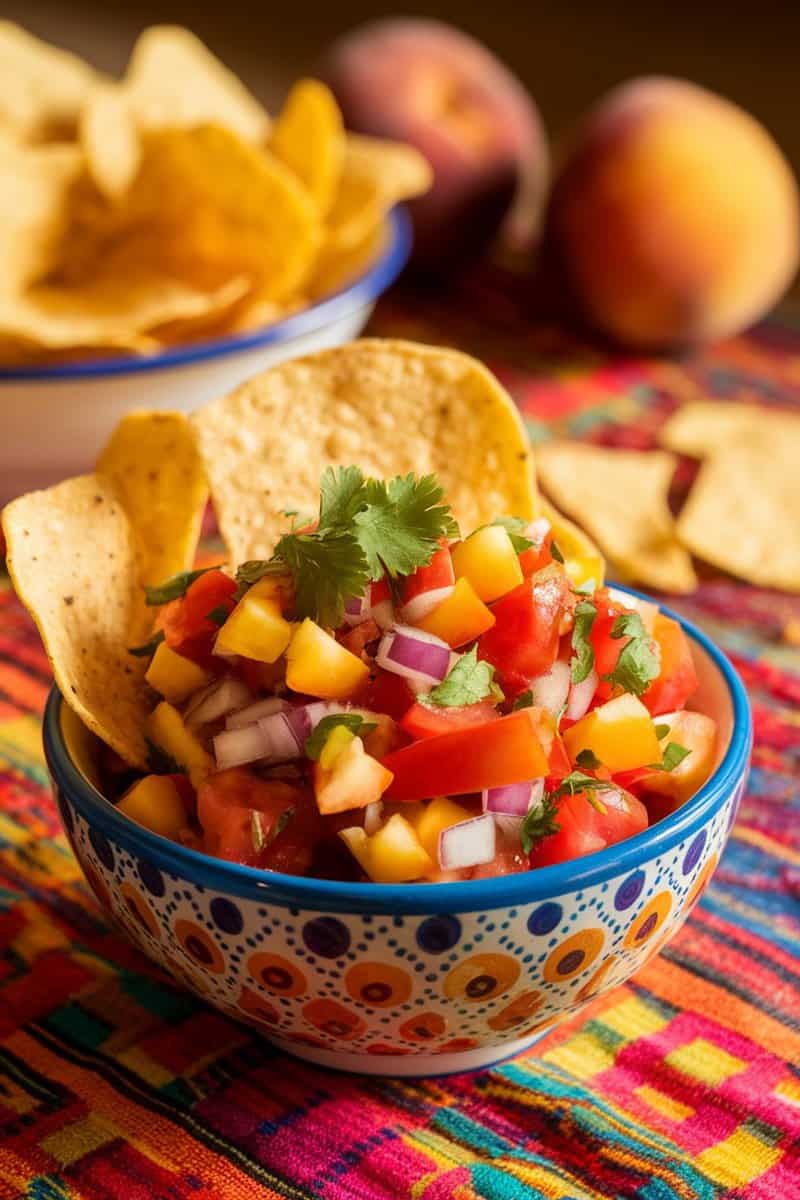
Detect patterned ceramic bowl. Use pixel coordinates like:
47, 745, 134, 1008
43, 589, 751, 1076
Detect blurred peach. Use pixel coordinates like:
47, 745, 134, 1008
549, 77, 800, 348
321, 19, 548, 270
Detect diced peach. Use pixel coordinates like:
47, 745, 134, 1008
144, 702, 214, 789
214, 578, 294, 663
641, 710, 717, 805
117, 775, 188, 839
145, 641, 212, 704
451, 525, 523, 603
415, 576, 495, 646
563, 692, 661, 772
339, 813, 432, 882
409, 796, 473, 862
285, 619, 370, 699
314, 735, 394, 815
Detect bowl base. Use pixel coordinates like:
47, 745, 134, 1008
267, 1029, 549, 1077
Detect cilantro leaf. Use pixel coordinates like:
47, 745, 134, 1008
512, 690, 534, 711
305, 713, 377, 760
649, 742, 692, 772
423, 647, 497, 708
491, 516, 534, 554
144, 567, 213, 606
233, 558, 288, 600
252, 806, 295, 852
353, 474, 459, 578
129, 629, 165, 657
550, 540, 565, 564
654, 723, 670, 739
206, 605, 229, 627
602, 611, 660, 697
575, 749, 602, 769
571, 599, 597, 684
319, 466, 367, 528
274, 529, 370, 629
520, 792, 560, 854
548, 770, 609, 800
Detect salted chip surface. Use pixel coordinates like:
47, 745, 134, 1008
270, 79, 345, 217
0, 21, 98, 141
124, 25, 269, 143
537, 442, 697, 593
677, 437, 800, 591
97, 412, 208, 599
2, 476, 150, 766
191, 339, 538, 563
660, 400, 800, 458
541, 499, 605, 589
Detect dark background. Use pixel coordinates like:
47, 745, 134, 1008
10, 0, 800, 298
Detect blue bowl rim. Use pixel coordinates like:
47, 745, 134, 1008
43, 586, 752, 915
0, 207, 412, 383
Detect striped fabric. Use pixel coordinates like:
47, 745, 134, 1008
0, 282, 799, 1198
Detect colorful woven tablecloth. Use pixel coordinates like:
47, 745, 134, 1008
1, 277, 799, 1199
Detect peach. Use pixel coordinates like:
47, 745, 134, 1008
320, 19, 548, 269
549, 77, 800, 349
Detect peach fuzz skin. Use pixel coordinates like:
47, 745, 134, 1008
321, 18, 548, 269
548, 77, 800, 349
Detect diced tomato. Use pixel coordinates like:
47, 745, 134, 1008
528, 785, 648, 868
470, 831, 528, 877
478, 568, 569, 691
519, 521, 554, 577
400, 541, 454, 610
235, 657, 286, 694
641, 615, 698, 715
400, 700, 500, 740
339, 618, 380, 658
168, 772, 196, 817
357, 668, 414, 720
160, 570, 238, 668
587, 592, 628, 702
381, 708, 550, 803
197, 767, 306, 866
370, 577, 391, 606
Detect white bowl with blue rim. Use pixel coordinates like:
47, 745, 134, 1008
0, 208, 412, 507
43, 590, 751, 1077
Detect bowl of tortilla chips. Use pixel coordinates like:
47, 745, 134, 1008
0, 24, 430, 503
3, 339, 752, 1076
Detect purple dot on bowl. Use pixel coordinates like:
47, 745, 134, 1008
302, 916, 350, 958
614, 870, 645, 911
527, 902, 562, 937
88, 827, 115, 872
57, 791, 74, 833
636, 913, 659, 941
137, 860, 165, 897
683, 831, 707, 874
416, 915, 461, 954
557, 948, 585, 975
210, 897, 243, 935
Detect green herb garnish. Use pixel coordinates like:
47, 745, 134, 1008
549, 540, 565, 564
570, 599, 597, 684
512, 690, 534, 711
575, 749, 602, 770
128, 629, 165, 658
490, 516, 534, 554
649, 742, 692, 772
144, 567, 214, 607
304, 713, 377, 761
422, 647, 497, 708
144, 735, 181, 775
520, 793, 561, 854
654, 723, 671, 739
602, 611, 660, 697
206, 605, 229, 627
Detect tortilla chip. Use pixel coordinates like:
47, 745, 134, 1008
2, 475, 149, 766
677, 437, 800, 591
0, 268, 248, 355
124, 25, 269, 143
326, 135, 432, 252
307, 219, 387, 300
660, 400, 800, 458
97, 412, 208, 601
0, 143, 82, 294
536, 442, 697, 593
541, 498, 605, 590
191, 339, 538, 562
0, 21, 98, 142
270, 79, 345, 217
80, 83, 141, 198
112, 125, 321, 298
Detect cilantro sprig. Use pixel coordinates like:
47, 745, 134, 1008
570, 599, 597, 684
603, 612, 660, 697
235, 467, 459, 628
422, 647, 500, 708
129, 629, 165, 657
650, 742, 692, 772
304, 713, 377, 760
144, 567, 213, 606
520, 793, 560, 854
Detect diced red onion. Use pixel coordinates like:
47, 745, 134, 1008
438, 813, 496, 871
376, 624, 452, 692
363, 801, 383, 835
530, 660, 571, 717
343, 587, 395, 631
566, 668, 598, 721
213, 722, 270, 770
482, 779, 543, 816
402, 584, 455, 624
525, 517, 551, 546
226, 696, 288, 730
257, 712, 302, 762
343, 593, 370, 627
185, 677, 253, 730
494, 814, 525, 841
